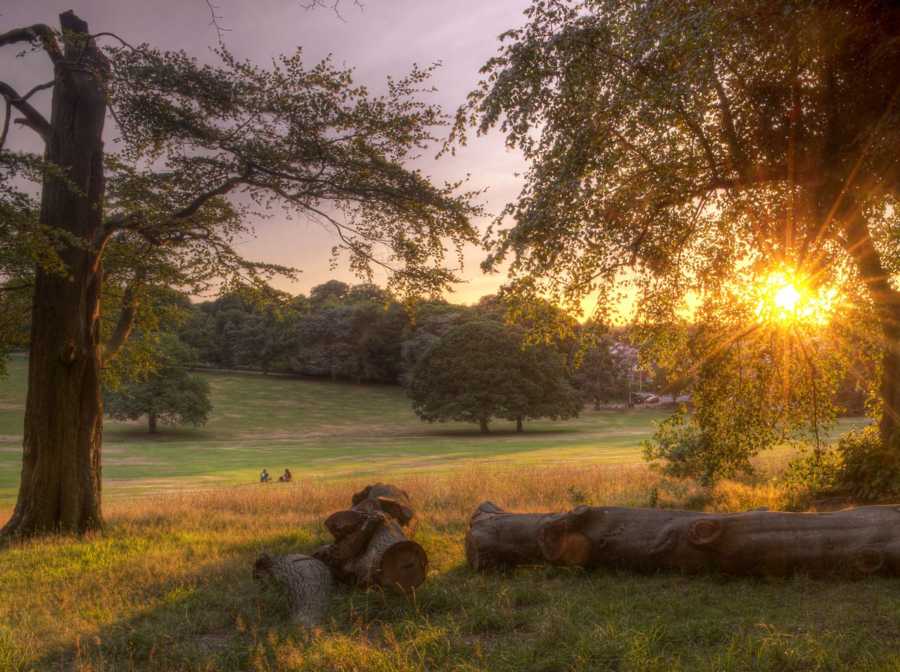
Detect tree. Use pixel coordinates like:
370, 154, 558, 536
409, 321, 580, 433
104, 335, 211, 433
456, 2, 900, 453
0, 12, 478, 537
573, 332, 631, 408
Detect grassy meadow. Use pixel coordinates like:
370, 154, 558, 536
0, 355, 672, 505
1, 354, 894, 672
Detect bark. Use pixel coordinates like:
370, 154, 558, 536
2, 12, 109, 538
350, 482, 416, 532
843, 213, 900, 446
516, 417, 523, 433
465, 501, 555, 570
148, 413, 158, 434
479, 417, 490, 434
253, 553, 333, 627
467, 503, 900, 577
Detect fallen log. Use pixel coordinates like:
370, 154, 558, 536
253, 553, 333, 627
467, 502, 900, 577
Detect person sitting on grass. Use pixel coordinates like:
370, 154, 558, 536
260, 469, 270, 483
279, 468, 292, 483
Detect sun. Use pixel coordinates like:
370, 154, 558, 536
754, 268, 837, 326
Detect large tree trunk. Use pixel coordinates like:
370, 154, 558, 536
467, 502, 900, 577
148, 413, 158, 434
2, 13, 109, 538
253, 553, 333, 627
844, 215, 900, 447
876, 307, 900, 446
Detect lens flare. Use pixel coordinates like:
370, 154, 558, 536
754, 269, 837, 326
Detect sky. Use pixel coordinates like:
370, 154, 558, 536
2, 0, 535, 303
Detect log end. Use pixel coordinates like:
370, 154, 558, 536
379, 539, 428, 591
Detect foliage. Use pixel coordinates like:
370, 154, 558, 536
779, 447, 844, 509
456, 0, 900, 462
409, 320, 581, 432
572, 327, 632, 407
104, 334, 212, 432
836, 425, 900, 502
642, 412, 720, 485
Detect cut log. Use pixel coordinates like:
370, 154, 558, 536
467, 503, 900, 577
351, 483, 417, 533
317, 513, 428, 591
465, 501, 556, 570
253, 553, 333, 627
347, 517, 428, 590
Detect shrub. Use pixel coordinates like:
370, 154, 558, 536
836, 425, 900, 502
642, 412, 752, 486
779, 447, 843, 509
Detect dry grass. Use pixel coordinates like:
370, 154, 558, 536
8, 464, 891, 671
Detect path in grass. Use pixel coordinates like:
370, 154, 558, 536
0, 355, 675, 504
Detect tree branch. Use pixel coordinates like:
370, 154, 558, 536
103, 274, 144, 362
710, 67, 748, 179
0, 82, 52, 143
0, 24, 63, 65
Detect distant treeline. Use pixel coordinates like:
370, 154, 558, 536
176, 280, 637, 404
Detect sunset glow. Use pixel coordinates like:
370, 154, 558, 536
754, 269, 837, 326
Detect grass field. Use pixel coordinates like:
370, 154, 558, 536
0, 354, 677, 505
2, 355, 892, 672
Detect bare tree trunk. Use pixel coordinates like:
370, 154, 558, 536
253, 553, 333, 627
516, 417, 523, 433
479, 417, 490, 434
148, 413, 158, 434
467, 502, 900, 577
2, 12, 109, 538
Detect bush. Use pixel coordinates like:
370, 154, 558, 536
642, 412, 753, 486
836, 425, 900, 502
779, 447, 843, 508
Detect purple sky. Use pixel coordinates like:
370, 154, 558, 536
2, 0, 534, 303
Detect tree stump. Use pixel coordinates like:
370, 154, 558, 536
467, 502, 900, 577
253, 553, 333, 627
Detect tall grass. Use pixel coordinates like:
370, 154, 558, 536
7, 464, 894, 671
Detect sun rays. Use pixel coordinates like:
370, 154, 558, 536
753, 268, 839, 327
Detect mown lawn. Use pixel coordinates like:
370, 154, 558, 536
0, 355, 678, 504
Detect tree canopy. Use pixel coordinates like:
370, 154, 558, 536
456, 0, 900, 469
409, 320, 581, 433
104, 334, 211, 433
0, 10, 480, 537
